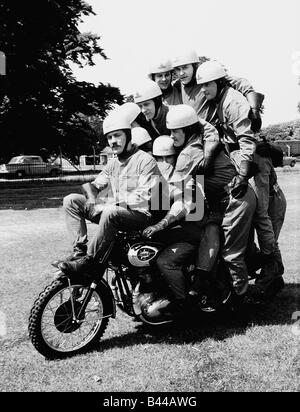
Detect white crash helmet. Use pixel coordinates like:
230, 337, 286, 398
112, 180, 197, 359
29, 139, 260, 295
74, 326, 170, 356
133, 80, 162, 104
196, 61, 227, 84
148, 59, 173, 78
166, 104, 199, 130
172, 50, 199, 68
131, 127, 152, 147
152, 135, 176, 156
102, 110, 131, 135
113, 102, 141, 124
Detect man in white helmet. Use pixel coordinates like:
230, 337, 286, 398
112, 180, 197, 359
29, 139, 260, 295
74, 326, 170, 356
134, 79, 170, 138
152, 135, 177, 180
112, 101, 155, 136
55, 109, 164, 276
143, 105, 257, 314
113, 102, 141, 125
196, 60, 284, 300
148, 58, 182, 106
131, 127, 153, 153
172, 50, 264, 133
134, 79, 220, 145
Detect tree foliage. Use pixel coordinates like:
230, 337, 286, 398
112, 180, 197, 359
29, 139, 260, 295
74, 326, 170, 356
0, 0, 123, 162
261, 119, 300, 142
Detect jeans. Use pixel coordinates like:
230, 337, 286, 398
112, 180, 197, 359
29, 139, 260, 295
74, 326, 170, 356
63, 193, 151, 262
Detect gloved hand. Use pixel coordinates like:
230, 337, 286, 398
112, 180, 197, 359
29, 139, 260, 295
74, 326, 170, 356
229, 160, 252, 199
229, 175, 249, 199
249, 109, 262, 134
246, 92, 265, 134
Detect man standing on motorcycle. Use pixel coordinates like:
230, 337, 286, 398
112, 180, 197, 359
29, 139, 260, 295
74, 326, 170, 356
143, 104, 257, 315
196, 61, 283, 300
171, 49, 263, 132
55, 109, 164, 276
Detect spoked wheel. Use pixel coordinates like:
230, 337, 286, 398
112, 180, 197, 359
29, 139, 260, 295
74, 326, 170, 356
28, 277, 111, 358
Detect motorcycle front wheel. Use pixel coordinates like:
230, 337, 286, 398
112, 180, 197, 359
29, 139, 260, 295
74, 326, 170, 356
28, 276, 111, 358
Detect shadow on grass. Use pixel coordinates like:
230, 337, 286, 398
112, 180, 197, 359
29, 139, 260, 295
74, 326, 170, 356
90, 282, 299, 354
41, 282, 298, 361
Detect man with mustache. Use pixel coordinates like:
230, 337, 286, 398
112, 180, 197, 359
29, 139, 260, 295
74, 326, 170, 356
54, 109, 164, 276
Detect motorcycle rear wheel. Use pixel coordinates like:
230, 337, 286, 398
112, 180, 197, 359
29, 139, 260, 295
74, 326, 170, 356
28, 277, 110, 358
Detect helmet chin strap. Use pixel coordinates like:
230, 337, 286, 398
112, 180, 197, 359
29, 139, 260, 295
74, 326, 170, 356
118, 129, 132, 159
153, 97, 162, 119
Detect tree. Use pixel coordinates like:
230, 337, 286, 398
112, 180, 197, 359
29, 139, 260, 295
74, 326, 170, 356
0, 0, 123, 161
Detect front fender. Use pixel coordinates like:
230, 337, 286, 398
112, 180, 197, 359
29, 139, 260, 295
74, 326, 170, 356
56, 272, 117, 319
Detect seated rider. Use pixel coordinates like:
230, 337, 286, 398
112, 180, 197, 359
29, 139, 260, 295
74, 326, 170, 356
55, 109, 164, 276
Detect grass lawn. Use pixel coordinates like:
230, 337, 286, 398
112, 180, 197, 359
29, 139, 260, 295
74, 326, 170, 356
0, 170, 299, 392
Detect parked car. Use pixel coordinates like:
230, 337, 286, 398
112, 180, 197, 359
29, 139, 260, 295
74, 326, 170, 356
0, 155, 62, 178
282, 156, 297, 167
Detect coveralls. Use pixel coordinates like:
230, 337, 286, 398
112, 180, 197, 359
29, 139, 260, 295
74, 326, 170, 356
63, 146, 163, 262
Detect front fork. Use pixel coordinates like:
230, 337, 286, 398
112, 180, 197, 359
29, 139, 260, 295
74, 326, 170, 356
66, 274, 116, 324
67, 278, 98, 321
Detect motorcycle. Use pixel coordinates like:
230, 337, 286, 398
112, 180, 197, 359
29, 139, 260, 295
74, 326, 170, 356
28, 230, 198, 359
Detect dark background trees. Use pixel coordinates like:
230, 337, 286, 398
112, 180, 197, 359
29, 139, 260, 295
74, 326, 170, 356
0, 0, 123, 162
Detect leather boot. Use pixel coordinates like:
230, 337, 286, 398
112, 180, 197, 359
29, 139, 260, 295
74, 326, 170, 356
51, 249, 86, 268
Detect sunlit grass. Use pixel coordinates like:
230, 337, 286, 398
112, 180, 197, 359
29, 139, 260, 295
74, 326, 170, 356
0, 172, 299, 392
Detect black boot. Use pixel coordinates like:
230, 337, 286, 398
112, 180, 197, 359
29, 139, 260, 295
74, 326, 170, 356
189, 269, 210, 295
51, 249, 86, 268
189, 269, 219, 313
255, 252, 283, 298
58, 255, 101, 276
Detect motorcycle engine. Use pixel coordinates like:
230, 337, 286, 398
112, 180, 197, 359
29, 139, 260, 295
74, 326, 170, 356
127, 242, 162, 267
